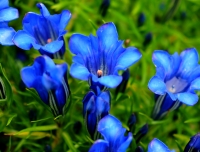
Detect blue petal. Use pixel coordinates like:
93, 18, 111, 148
70, 63, 90, 81
177, 92, 198, 106
42, 73, 58, 90
83, 91, 95, 117
0, 27, 15, 45
34, 55, 55, 73
89, 140, 109, 152
0, 0, 9, 10
188, 65, 200, 82
0, 7, 18, 22
40, 40, 63, 54
13, 30, 37, 50
96, 22, 118, 52
190, 78, 200, 91
96, 95, 110, 116
148, 76, 166, 95
36, 3, 50, 16
169, 52, 181, 79
115, 47, 142, 70
152, 50, 176, 80
148, 138, 170, 152
54, 85, 66, 113
98, 91, 110, 104
21, 66, 37, 88
69, 34, 91, 55
98, 115, 125, 144
117, 132, 133, 152
72, 55, 85, 65
47, 10, 71, 30
22, 12, 41, 35
55, 63, 68, 77
0, 22, 8, 28
98, 75, 122, 88
32, 77, 49, 104
177, 48, 199, 79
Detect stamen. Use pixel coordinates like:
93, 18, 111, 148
169, 85, 176, 93
47, 38, 52, 43
97, 70, 103, 77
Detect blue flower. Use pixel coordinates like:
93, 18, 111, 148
0, 0, 19, 45
89, 114, 133, 152
99, 0, 110, 17
83, 88, 110, 140
148, 48, 200, 109
21, 55, 70, 116
13, 3, 71, 58
69, 22, 142, 90
184, 133, 200, 152
148, 138, 173, 152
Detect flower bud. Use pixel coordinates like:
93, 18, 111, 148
184, 133, 200, 152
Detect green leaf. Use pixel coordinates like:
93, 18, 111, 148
175, 140, 183, 152
31, 117, 53, 123
62, 132, 77, 151
173, 134, 190, 142
0, 64, 13, 103
15, 125, 58, 135
89, 19, 97, 30
26, 88, 52, 113
6, 114, 17, 126
184, 118, 200, 123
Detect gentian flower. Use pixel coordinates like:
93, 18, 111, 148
115, 69, 130, 94
135, 146, 144, 152
0, 0, 18, 45
138, 13, 145, 27
21, 55, 70, 116
135, 124, 148, 143
184, 133, 200, 152
69, 22, 142, 90
13, 3, 71, 58
83, 88, 110, 140
148, 138, 174, 152
148, 48, 200, 119
89, 114, 133, 152
99, 0, 110, 17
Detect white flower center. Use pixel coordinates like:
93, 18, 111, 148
166, 77, 188, 93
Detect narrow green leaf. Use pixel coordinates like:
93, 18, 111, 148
175, 140, 183, 152
0, 64, 13, 103
31, 117, 52, 123
173, 134, 190, 142
89, 19, 97, 30
184, 118, 200, 123
138, 112, 153, 121
8, 136, 11, 152
62, 132, 77, 151
6, 114, 17, 126
26, 88, 52, 113
15, 125, 58, 135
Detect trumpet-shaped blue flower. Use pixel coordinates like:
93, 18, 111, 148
13, 3, 71, 58
184, 133, 200, 152
0, 0, 19, 45
148, 48, 200, 118
148, 138, 174, 152
69, 22, 142, 90
21, 55, 70, 116
83, 88, 110, 140
89, 115, 133, 152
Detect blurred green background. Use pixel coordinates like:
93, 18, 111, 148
1, 0, 200, 151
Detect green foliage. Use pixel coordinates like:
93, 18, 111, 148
1, 0, 200, 151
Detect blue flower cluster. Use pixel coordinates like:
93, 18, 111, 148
148, 134, 200, 152
2, 0, 200, 151
0, 0, 18, 45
